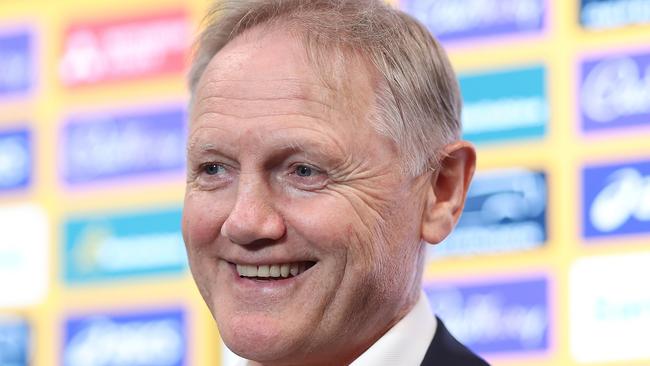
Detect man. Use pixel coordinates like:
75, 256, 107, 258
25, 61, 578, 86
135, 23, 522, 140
182, 0, 487, 365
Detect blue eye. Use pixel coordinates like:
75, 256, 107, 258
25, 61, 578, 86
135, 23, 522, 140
203, 163, 225, 175
295, 165, 313, 177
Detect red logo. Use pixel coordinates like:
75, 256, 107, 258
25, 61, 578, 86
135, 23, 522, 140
60, 10, 190, 86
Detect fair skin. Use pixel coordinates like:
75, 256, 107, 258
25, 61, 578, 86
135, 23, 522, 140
183, 26, 475, 366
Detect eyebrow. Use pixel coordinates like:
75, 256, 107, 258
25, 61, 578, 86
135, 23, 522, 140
187, 135, 346, 169
199, 143, 216, 151
186, 138, 230, 159
186, 139, 217, 153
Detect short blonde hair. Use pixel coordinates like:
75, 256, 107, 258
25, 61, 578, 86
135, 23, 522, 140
189, 0, 462, 175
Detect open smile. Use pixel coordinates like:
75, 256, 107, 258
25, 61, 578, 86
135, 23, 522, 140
231, 261, 317, 280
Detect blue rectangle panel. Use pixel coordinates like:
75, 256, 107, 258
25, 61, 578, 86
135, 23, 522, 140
0, 318, 29, 366
0, 30, 33, 97
63, 207, 188, 283
430, 169, 547, 258
459, 65, 548, 145
580, 0, 650, 29
400, 0, 545, 42
425, 276, 550, 355
62, 106, 186, 184
0, 128, 31, 191
63, 308, 187, 366
582, 159, 650, 239
580, 50, 650, 133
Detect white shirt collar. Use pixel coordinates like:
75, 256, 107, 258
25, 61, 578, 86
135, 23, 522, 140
350, 291, 437, 366
225, 292, 436, 366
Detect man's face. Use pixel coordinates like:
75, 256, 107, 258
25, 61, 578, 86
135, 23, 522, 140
183, 28, 428, 365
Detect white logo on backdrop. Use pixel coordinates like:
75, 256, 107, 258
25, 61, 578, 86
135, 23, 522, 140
66, 118, 184, 180
419, 0, 543, 35
59, 31, 106, 85
468, 170, 546, 224
431, 170, 546, 257
462, 97, 547, 134
72, 224, 186, 273
581, 57, 650, 123
429, 288, 547, 348
589, 168, 650, 232
64, 317, 183, 366
582, 0, 650, 29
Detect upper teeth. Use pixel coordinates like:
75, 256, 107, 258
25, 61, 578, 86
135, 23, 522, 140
236, 263, 308, 278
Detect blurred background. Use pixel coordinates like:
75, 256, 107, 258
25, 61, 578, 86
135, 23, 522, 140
1, 0, 649, 365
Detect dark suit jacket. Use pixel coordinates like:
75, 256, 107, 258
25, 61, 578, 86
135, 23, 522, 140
420, 317, 490, 366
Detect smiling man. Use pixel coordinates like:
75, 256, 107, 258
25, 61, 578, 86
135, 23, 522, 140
182, 1, 487, 365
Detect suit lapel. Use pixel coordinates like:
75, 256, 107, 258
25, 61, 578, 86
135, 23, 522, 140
420, 317, 490, 366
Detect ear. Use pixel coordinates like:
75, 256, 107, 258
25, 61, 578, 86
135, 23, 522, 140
421, 141, 476, 244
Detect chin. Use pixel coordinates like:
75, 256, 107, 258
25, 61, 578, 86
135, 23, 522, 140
217, 311, 305, 364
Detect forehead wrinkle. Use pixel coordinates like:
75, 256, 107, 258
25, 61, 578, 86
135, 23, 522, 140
191, 80, 340, 125
263, 125, 349, 159
197, 78, 336, 94
194, 107, 332, 122
197, 94, 332, 111
191, 112, 333, 134
187, 125, 234, 154
196, 78, 336, 107
187, 121, 345, 162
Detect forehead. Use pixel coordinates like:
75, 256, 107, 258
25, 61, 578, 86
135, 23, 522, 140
190, 26, 376, 126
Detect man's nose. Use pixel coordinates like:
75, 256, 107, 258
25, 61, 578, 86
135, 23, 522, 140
220, 178, 286, 245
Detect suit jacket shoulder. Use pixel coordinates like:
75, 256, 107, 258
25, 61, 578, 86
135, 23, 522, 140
420, 317, 490, 366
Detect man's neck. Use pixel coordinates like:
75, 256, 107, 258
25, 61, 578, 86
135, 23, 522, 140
233, 292, 435, 366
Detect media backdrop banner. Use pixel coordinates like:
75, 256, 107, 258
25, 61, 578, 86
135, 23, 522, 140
1, 1, 650, 365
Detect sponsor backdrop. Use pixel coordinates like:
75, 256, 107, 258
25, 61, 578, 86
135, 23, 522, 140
0, 0, 649, 365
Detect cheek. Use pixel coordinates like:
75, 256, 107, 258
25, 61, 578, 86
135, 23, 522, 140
183, 193, 229, 311
342, 193, 424, 282
182, 192, 229, 247
286, 193, 382, 270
